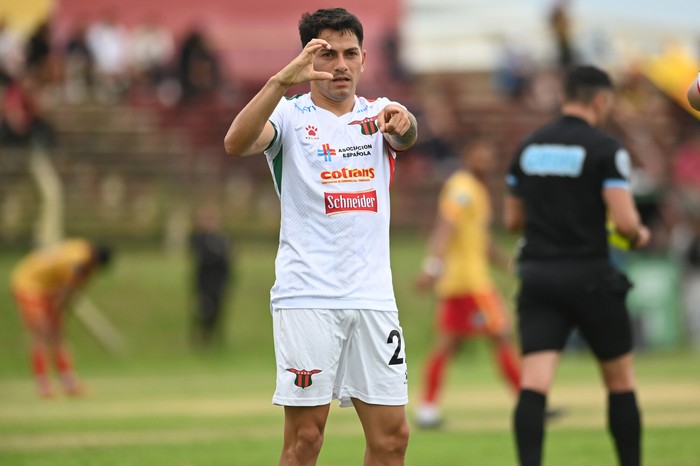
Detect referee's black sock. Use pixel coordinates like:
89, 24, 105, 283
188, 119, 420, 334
514, 389, 546, 466
608, 391, 641, 466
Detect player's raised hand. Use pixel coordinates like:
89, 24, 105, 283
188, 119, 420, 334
274, 39, 334, 88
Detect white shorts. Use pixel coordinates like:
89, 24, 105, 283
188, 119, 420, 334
271, 308, 409, 408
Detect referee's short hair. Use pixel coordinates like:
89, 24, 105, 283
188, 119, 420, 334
564, 65, 613, 104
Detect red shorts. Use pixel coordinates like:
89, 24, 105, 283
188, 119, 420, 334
437, 289, 509, 336
13, 290, 61, 332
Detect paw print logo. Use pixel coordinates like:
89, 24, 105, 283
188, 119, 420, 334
306, 125, 318, 137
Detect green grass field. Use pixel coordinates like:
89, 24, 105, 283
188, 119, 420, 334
1, 235, 699, 465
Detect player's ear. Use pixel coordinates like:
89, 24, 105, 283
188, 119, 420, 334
361, 49, 366, 72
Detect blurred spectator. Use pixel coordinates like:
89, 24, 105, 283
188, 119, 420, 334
670, 129, 700, 246
86, 13, 129, 102
0, 71, 62, 246
177, 28, 221, 102
63, 23, 94, 103
189, 206, 233, 347
0, 18, 23, 80
548, 0, 575, 70
494, 36, 534, 102
672, 131, 700, 196
25, 21, 52, 79
383, 27, 410, 84
0, 74, 54, 149
411, 85, 460, 169
610, 70, 673, 249
129, 17, 174, 88
670, 214, 700, 343
523, 69, 563, 113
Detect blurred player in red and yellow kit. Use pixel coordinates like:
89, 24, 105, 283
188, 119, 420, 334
11, 239, 112, 397
414, 138, 520, 428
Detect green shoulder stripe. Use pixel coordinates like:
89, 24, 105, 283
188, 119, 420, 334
272, 146, 284, 195
264, 121, 279, 152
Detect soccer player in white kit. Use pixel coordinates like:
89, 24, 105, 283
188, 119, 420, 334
224, 8, 418, 466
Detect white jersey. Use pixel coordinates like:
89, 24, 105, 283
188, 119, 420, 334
264, 93, 400, 311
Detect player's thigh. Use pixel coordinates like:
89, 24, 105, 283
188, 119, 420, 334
14, 293, 54, 339
475, 288, 512, 336
344, 311, 408, 406
352, 399, 409, 449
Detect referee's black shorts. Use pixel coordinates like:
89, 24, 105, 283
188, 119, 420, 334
516, 258, 633, 361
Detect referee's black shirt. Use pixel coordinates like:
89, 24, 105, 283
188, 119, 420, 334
506, 115, 631, 262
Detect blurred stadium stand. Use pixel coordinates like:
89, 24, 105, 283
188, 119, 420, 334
54, 0, 402, 87
1, 0, 698, 245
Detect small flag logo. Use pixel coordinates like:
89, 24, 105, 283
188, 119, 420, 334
317, 144, 337, 162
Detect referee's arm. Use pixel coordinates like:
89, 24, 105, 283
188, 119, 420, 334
603, 187, 651, 249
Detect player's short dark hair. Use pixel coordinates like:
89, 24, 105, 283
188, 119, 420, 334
564, 65, 613, 104
298, 8, 363, 48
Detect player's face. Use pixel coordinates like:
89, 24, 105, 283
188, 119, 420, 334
466, 142, 496, 176
311, 28, 366, 105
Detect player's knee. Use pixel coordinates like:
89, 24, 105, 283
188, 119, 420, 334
289, 425, 324, 459
601, 354, 636, 392
519, 377, 552, 395
369, 420, 410, 459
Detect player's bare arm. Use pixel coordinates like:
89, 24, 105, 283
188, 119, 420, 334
415, 214, 455, 292
602, 187, 651, 249
503, 194, 525, 232
488, 241, 512, 272
377, 104, 418, 151
224, 39, 334, 157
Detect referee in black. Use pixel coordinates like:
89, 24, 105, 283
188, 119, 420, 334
504, 65, 650, 466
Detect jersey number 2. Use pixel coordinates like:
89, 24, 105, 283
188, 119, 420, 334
387, 329, 404, 366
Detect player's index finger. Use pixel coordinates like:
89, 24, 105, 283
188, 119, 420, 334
304, 40, 329, 55
376, 110, 387, 128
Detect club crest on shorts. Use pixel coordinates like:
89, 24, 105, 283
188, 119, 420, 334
287, 368, 322, 388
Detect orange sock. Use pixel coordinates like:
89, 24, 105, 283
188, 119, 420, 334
31, 347, 49, 377
55, 348, 73, 373
31, 347, 52, 397
496, 343, 521, 393
55, 348, 83, 394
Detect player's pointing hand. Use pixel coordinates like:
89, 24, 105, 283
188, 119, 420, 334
377, 104, 411, 136
377, 104, 418, 151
